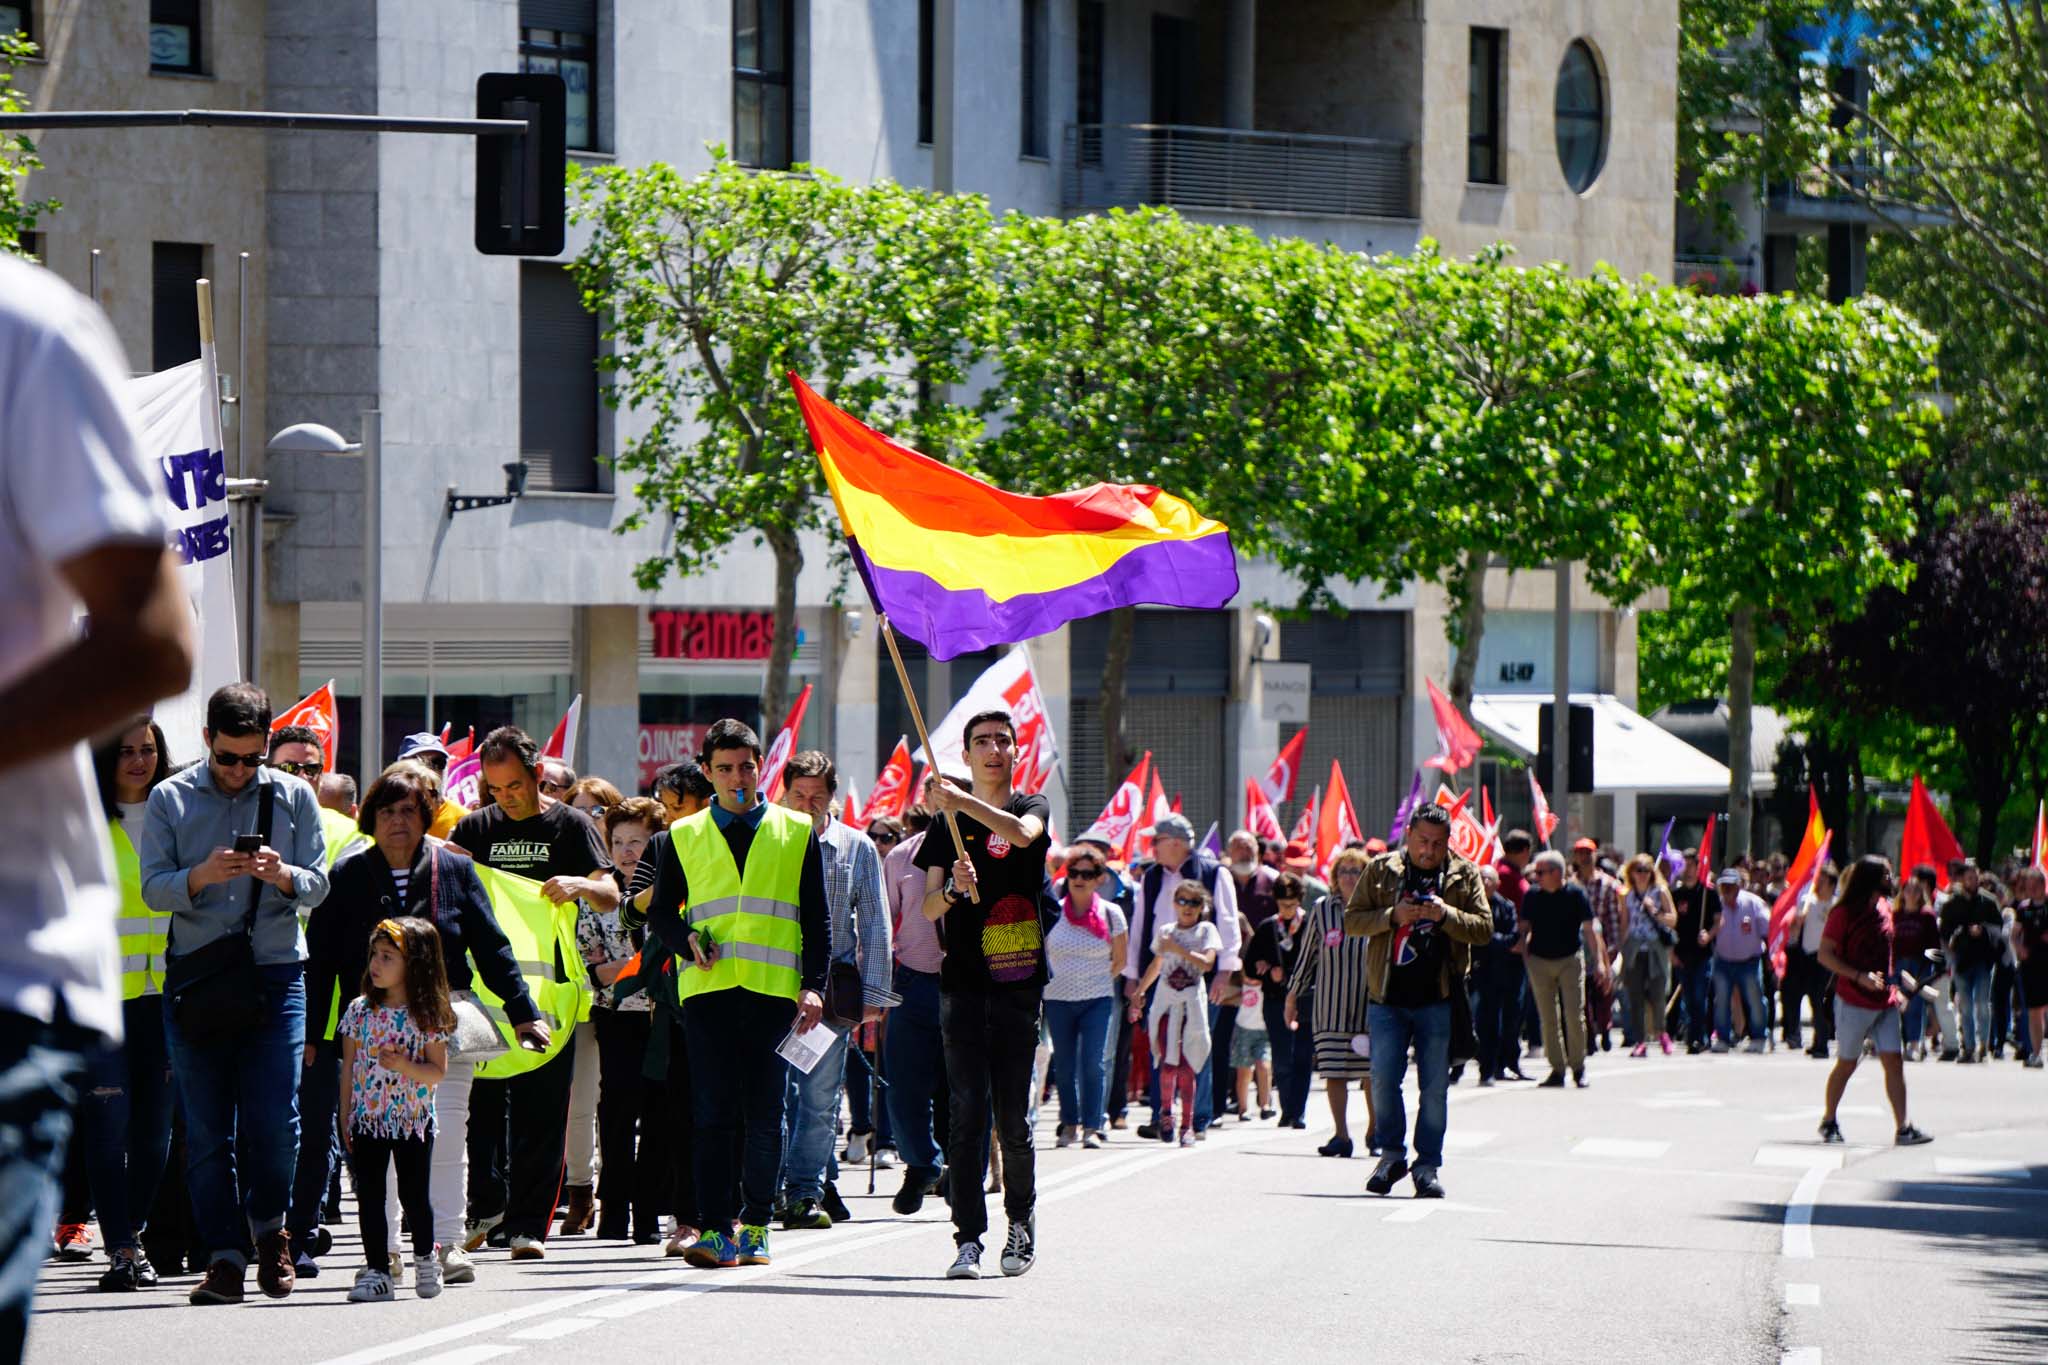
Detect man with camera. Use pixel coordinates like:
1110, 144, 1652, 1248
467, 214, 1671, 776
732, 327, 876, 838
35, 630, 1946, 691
141, 683, 330, 1305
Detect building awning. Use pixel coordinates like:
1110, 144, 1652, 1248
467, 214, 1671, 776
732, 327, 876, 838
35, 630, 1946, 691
1470, 693, 1732, 795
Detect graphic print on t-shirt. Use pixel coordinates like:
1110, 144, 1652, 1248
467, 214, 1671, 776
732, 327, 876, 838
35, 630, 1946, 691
489, 840, 555, 870
1390, 863, 1445, 966
981, 893, 1044, 984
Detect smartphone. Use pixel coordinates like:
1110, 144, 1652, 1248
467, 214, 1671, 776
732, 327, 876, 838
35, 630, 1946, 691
233, 834, 263, 855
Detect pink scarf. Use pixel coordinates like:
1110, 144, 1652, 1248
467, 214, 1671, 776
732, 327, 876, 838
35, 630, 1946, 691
1062, 892, 1110, 940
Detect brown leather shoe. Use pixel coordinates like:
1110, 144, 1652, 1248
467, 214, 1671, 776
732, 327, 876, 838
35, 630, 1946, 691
188, 1259, 245, 1305
255, 1231, 295, 1299
559, 1184, 595, 1236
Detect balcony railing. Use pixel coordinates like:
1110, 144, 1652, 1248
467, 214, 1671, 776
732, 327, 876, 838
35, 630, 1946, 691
1062, 122, 1416, 222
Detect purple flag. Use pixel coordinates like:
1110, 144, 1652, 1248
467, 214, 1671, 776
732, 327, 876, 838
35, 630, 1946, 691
1388, 770, 1424, 844
1198, 821, 1223, 861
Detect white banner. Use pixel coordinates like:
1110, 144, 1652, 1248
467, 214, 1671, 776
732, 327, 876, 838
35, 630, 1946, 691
915, 645, 1061, 794
126, 352, 239, 760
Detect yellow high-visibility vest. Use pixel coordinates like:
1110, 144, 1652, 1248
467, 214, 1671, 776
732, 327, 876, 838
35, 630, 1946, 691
670, 803, 810, 1005
321, 806, 370, 867
111, 822, 171, 1001
468, 863, 592, 1081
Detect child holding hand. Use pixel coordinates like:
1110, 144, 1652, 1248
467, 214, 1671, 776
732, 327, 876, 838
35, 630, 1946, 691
1136, 882, 1221, 1146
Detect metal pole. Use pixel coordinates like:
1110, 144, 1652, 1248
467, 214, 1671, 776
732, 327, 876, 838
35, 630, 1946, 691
238, 250, 261, 682
1552, 559, 1572, 854
931, 0, 955, 193
88, 247, 100, 303
362, 409, 383, 781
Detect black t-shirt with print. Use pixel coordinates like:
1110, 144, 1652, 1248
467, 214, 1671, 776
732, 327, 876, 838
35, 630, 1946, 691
451, 799, 610, 883
915, 791, 1053, 995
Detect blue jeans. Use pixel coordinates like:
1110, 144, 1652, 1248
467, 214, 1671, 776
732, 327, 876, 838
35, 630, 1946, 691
1264, 988, 1315, 1125
286, 1041, 339, 1243
0, 1009, 90, 1363
1712, 957, 1764, 1043
780, 1022, 848, 1202
79, 996, 175, 1253
884, 968, 945, 1176
1368, 1000, 1451, 1170
1196, 999, 1231, 1130
164, 963, 305, 1268
1679, 957, 1714, 1046
1044, 996, 1113, 1132
1955, 963, 1993, 1053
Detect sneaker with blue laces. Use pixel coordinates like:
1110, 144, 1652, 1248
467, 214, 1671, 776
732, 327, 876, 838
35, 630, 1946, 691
683, 1229, 739, 1269
737, 1225, 771, 1265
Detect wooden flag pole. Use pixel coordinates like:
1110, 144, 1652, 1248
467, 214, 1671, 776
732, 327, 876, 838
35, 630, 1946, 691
878, 614, 979, 903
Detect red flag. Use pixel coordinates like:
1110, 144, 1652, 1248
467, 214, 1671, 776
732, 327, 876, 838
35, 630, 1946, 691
1246, 776, 1285, 843
1260, 730, 1308, 805
840, 777, 865, 828
1899, 774, 1965, 888
1423, 678, 1484, 775
272, 681, 340, 773
1528, 769, 1560, 844
444, 727, 475, 764
1289, 786, 1321, 846
758, 684, 813, 802
2032, 800, 2046, 872
1698, 813, 1717, 883
1314, 762, 1361, 877
1170, 793, 1182, 814
1086, 752, 1153, 862
1481, 784, 1496, 830
1131, 766, 1172, 863
1434, 783, 1491, 864
864, 739, 916, 822
542, 694, 584, 764
1768, 791, 1827, 976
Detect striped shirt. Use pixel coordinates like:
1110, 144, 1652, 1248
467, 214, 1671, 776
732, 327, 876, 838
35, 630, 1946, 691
817, 818, 900, 1008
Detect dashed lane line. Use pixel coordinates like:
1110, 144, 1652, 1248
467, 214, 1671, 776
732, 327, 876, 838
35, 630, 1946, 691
1784, 1283, 1821, 1307
1572, 1138, 1671, 1160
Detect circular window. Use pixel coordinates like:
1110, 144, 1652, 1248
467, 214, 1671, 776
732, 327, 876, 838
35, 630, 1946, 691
1554, 40, 1608, 194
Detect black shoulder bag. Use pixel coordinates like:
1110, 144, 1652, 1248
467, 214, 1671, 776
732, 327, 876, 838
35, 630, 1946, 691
165, 773, 275, 1045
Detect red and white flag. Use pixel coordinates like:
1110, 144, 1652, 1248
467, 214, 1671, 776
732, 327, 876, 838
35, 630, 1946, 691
863, 739, 916, 822
1314, 763, 1361, 877
1434, 783, 1493, 865
272, 681, 340, 773
918, 646, 1061, 796
1246, 777, 1285, 844
1423, 679, 1484, 774
1084, 753, 1152, 861
443, 726, 475, 764
1130, 766, 1173, 864
542, 694, 583, 765
1259, 729, 1309, 806
1528, 769, 1560, 844
759, 684, 813, 802
840, 778, 865, 828
1289, 786, 1321, 846
2032, 800, 2046, 872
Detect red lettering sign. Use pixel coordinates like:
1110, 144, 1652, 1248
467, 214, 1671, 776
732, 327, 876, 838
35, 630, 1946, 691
649, 610, 776, 661
637, 723, 709, 791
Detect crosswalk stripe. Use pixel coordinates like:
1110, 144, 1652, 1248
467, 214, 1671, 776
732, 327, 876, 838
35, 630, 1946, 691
1572, 1138, 1670, 1159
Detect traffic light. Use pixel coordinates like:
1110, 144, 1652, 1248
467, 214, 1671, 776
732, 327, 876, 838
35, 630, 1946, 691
1537, 702, 1595, 795
475, 72, 566, 257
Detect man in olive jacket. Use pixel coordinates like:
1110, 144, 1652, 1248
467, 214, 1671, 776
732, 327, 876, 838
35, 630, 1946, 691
1344, 804, 1492, 1199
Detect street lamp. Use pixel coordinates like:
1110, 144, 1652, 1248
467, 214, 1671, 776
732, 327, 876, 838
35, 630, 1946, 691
267, 412, 382, 782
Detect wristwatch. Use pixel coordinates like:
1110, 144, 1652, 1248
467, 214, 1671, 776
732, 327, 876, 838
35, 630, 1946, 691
943, 883, 968, 906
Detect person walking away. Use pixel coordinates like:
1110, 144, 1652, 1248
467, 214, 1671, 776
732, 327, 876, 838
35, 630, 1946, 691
1247, 875, 1313, 1126
1288, 851, 1377, 1155
143, 685, 329, 1305
883, 791, 951, 1214
1134, 884, 1221, 1146
1816, 857, 1933, 1147
644, 721, 829, 1270
1621, 854, 1678, 1058
1519, 852, 1606, 1088
340, 917, 454, 1301
1471, 864, 1526, 1084
2008, 868, 2048, 1069
1708, 869, 1771, 1053
1346, 806, 1492, 1199
450, 728, 616, 1261
918, 712, 1054, 1280
578, 799, 665, 1243
1938, 861, 2003, 1063
1042, 848, 1127, 1149
1671, 853, 1716, 1053
1786, 864, 1840, 1056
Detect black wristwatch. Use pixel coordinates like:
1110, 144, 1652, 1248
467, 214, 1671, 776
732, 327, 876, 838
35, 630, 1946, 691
943, 883, 967, 906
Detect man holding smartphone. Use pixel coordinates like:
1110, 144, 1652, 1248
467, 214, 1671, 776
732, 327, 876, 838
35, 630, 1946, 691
140, 684, 330, 1305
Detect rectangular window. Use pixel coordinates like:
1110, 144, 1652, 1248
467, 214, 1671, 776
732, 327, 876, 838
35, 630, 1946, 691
16, 230, 40, 262
733, 0, 793, 169
1075, 0, 1104, 165
152, 241, 206, 370
519, 264, 602, 492
1468, 27, 1505, 185
0, 5, 30, 41
149, 0, 201, 74
519, 1, 598, 152
916, 0, 934, 146
1019, 0, 1048, 158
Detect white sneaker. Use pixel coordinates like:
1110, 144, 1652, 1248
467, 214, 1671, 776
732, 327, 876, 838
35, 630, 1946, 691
438, 1245, 476, 1285
460, 1213, 502, 1252
348, 1268, 394, 1303
872, 1145, 898, 1170
841, 1131, 873, 1164
1082, 1131, 1105, 1149
1746, 1039, 1768, 1054
1709, 1039, 1730, 1054
1055, 1125, 1077, 1149
413, 1251, 442, 1299
999, 1216, 1036, 1276
945, 1242, 982, 1280
508, 1235, 546, 1261
386, 1250, 405, 1287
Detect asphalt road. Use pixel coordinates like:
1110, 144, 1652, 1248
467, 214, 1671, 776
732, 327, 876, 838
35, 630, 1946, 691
29, 1044, 2046, 1365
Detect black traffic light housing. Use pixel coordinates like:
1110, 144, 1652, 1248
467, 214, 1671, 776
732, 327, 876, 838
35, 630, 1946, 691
1537, 702, 1596, 795
475, 72, 566, 257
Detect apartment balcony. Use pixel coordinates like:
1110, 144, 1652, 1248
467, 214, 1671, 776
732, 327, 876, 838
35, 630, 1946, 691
1061, 123, 1417, 224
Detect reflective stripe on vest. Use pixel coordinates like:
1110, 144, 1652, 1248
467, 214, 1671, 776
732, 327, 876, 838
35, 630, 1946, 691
111, 823, 171, 1000
670, 803, 811, 1004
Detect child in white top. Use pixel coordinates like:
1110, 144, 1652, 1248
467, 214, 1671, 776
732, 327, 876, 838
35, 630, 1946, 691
1136, 881, 1221, 1146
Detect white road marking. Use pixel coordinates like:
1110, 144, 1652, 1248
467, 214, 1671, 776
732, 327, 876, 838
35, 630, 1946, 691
1765, 1104, 1880, 1123
1951, 1127, 2026, 1140
1638, 1091, 1723, 1110
1381, 1199, 1500, 1224
1571, 1138, 1670, 1160
1755, 1146, 1846, 1171
1782, 1164, 1833, 1260
412, 1348, 518, 1365
1784, 1283, 1821, 1307
1933, 1157, 2033, 1180
1782, 1348, 1822, 1365
504, 1320, 600, 1342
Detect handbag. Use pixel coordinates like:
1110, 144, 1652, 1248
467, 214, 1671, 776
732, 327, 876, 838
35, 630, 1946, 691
165, 773, 274, 1046
431, 850, 512, 1061
823, 958, 865, 1028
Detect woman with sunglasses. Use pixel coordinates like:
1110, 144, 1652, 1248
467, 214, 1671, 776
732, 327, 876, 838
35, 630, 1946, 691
1042, 852, 1129, 1149
1286, 848, 1378, 1157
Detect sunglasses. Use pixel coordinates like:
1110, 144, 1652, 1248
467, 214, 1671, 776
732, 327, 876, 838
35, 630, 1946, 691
1067, 867, 1103, 881
872, 832, 900, 845
270, 759, 320, 778
1173, 895, 1205, 908
211, 750, 266, 769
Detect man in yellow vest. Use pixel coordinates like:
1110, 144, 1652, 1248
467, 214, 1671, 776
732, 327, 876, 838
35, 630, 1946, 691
645, 719, 829, 1270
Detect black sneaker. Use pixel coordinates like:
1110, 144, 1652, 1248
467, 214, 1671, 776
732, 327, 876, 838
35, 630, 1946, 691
1411, 1167, 1445, 1199
1539, 1071, 1566, 1088
781, 1199, 831, 1230
946, 1241, 982, 1280
1818, 1118, 1845, 1144
820, 1183, 851, 1225
999, 1216, 1036, 1276
1572, 1067, 1590, 1089
1364, 1156, 1409, 1196
306, 1226, 333, 1258
892, 1168, 941, 1216
1895, 1124, 1934, 1147
1136, 1123, 1160, 1141
129, 1252, 159, 1288
97, 1255, 142, 1292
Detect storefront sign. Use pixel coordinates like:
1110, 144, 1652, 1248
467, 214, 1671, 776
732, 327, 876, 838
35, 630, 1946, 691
649, 609, 776, 661
637, 723, 708, 791
1258, 661, 1312, 724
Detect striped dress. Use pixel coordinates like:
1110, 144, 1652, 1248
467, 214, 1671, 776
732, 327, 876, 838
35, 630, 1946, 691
1290, 891, 1374, 1079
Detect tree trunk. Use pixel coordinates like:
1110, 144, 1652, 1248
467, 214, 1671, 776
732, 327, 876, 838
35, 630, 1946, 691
1726, 603, 1756, 859
1446, 549, 1489, 714
1848, 741, 1867, 862
762, 526, 802, 735
1969, 765, 2007, 866
1099, 605, 1136, 791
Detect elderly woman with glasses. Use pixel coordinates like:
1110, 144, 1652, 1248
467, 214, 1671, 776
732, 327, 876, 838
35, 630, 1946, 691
1042, 850, 1129, 1149
302, 761, 542, 1286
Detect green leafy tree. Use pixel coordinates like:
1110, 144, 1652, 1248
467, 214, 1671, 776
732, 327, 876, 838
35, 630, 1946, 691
568, 156, 995, 725
1, 27, 57, 258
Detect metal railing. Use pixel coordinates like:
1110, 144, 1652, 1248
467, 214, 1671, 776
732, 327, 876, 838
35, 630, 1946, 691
1062, 122, 1416, 221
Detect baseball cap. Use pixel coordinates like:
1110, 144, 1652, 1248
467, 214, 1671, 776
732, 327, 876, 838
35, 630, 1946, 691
1153, 813, 1196, 844
1716, 868, 1743, 886
395, 732, 447, 760
1571, 837, 1599, 853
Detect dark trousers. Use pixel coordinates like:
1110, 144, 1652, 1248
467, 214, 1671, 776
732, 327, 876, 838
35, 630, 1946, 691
593, 1009, 663, 1238
0, 1008, 89, 1365
1783, 948, 1833, 1049
884, 968, 947, 1176
1678, 956, 1713, 1046
349, 1132, 433, 1272
1199, 1000, 1234, 1127
1262, 990, 1314, 1124
1474, 963, 1526, 1077
655, 1013, 698, 1228
941, 988, 1040, 1246
78, 996, 175, 1255
684, 987, 792, 1230
1991, 963, 2022, 1054
1108, 993, 1136, 1119
844, 1022, 892, 1147
286, 1041, 340, 1242
465, 1043, 575, 1241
